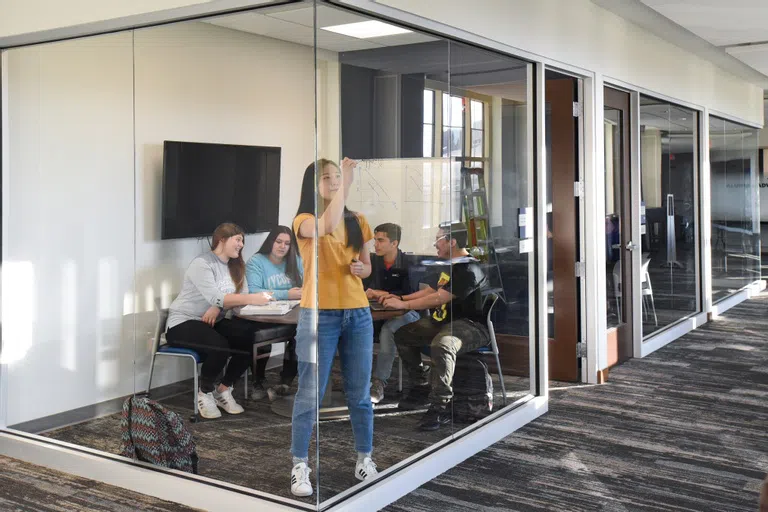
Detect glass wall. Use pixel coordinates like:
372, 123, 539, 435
709, 116, 760, 303
639, 96, 699, 337
1, 1, 538, 509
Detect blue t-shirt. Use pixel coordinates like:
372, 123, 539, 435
245, 253, 303, 300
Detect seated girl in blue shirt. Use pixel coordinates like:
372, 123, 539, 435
245, 226, 303, 400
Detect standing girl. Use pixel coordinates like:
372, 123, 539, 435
289, 158, 378, 497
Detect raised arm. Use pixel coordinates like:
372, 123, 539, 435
298, 158, 356, 239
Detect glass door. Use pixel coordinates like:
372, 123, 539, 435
604, 87, 635, 365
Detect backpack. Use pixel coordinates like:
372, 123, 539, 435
451, 355, 493, 423
119, 395, 199, 474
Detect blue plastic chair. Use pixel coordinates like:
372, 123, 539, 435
147, 301, 203, 418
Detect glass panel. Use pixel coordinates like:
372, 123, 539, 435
639, 96, 699, 337
448, 40, 534, 434
330, 6, 534, 504
3, 30, 138, 448
604, 107, 624, 330
333, 12, 455, 493
710, 116, 760, 302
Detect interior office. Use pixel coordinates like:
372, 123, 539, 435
0, 1, 765, 511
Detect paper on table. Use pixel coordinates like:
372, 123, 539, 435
240, 300, 300, 316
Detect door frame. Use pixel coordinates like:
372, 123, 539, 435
603, 85, 637, 365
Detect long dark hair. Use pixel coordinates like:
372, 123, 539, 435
210, 223, 246, 293
295, 158, 363, 252
257, 225, 302, 287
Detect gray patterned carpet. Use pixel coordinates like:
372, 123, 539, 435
2, 293, 767, 511
0, 454, 200, 511
385, 292, 768, 511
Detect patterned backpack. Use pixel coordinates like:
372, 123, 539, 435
119, 395, 198, 474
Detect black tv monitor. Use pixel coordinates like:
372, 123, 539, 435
161, 141, 281, 240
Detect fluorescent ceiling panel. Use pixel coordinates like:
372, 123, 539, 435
322, 20, 411, 39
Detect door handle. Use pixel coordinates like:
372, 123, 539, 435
626, 241, 638, 252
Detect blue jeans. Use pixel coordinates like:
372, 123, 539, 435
291, 307, 374, 459
373, 310, 421, 385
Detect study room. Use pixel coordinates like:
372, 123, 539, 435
2, 2, 542, 509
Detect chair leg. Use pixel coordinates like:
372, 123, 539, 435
244, 367, 249, 398
493, 351, 506, 407
649, 292, 658, 326
615, 297, 621, 322
147, 353, 157, 395
192, 361, 199, 422
398, 358, 403, 392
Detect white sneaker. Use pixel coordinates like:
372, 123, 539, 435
355, 457, 378, 481
291, 462, 313, 497
213, 386, 244, 414
197, 390, 221, 419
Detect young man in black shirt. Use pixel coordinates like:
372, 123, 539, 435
383, 222, 490, 431
363, 223, 421, 403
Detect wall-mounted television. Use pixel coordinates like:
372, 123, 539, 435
161, 141, 281, 240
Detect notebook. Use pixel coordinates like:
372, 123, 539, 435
241, 300, 300, 316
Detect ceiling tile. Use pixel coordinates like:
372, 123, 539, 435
640, 0, 768, 46
267, 5, 369, 29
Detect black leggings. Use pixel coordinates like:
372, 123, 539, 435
254, 339, 298, 385
166, 317, 256, 393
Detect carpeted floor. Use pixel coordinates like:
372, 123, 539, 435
384, 292, 768, 512
4, 293, 767, 511
40, 365, 530, 504
0, 454, 201, 511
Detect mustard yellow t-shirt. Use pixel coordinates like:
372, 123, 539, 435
293, 212, 374, 310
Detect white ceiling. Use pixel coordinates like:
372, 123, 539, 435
639, 0, 768, 79
205, 4, 437, 53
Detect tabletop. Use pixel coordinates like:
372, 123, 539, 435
238, 307, 404, 324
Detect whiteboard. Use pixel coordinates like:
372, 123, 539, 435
347, 158, 461, 255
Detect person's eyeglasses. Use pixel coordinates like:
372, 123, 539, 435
433, 234, 449, 247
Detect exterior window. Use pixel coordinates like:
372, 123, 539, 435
470, 99, 484, 158
423, 89, 435, 157
442, 94, 465, 157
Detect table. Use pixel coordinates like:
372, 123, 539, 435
238, 306, 405, 420
239, 307, 404, 324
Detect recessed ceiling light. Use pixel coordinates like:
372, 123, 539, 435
681, 117, 687, 121
321, 20, 412, 39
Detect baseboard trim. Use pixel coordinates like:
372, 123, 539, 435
0, 430, 309, 512
9, 380, 193, 434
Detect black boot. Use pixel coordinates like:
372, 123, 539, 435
418, 403, 451, 431
398, 384, 431, 411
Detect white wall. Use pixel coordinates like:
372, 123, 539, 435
4, 33, 137, 425
0, 0, 274, 41
365, 0, 764, 125
3, 22, 319, 425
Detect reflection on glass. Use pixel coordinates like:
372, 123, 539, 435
604, 108, 624, 330
710, 116, 760, 302
639, 97, 699, 337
